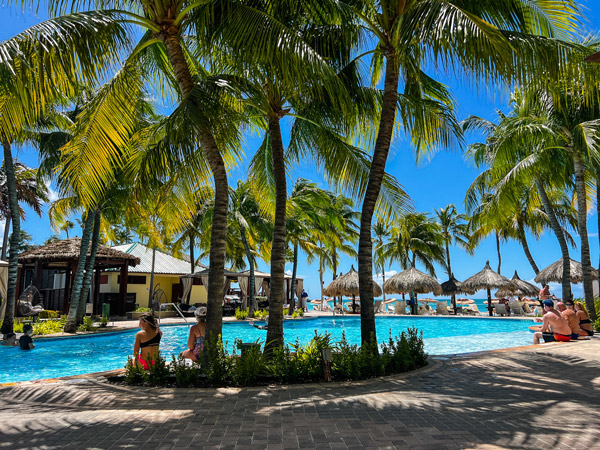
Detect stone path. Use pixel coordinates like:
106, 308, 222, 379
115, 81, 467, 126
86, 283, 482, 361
1, 340, 599, 450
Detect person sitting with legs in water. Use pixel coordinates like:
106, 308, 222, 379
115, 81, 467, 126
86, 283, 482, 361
133, 313, 162, 369
181, 307, 206, 362
533, 300, 573, 344
575, 301, 595, 337
556, 301, 580, 340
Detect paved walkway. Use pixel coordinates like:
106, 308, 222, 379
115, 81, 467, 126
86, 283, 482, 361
1, 340, 599, 450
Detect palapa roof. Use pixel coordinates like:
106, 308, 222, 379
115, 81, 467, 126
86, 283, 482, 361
495, 270, 539, 297
383, 267, 442, 295
323, 266, 382, 297
534, 258, 599, 284
18, 238, 140, 266
462, 261, 514, 291
112, 242, 206, 275
440, 273, 474, 295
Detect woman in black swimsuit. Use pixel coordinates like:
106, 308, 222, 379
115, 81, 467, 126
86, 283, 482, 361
575, 302, 594, 337
133, 313, 162, 369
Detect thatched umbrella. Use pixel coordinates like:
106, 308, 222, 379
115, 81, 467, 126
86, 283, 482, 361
462, 261, 515, 316
534, 258, 599, 285
440, 273, 474, 315
383, 267, 442, 314
495, 270, 539, 298
323, 266, 382, 313
584, 51, 600, 63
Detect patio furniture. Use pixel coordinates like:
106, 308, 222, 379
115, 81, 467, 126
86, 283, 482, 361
436, 301, 449, 315
395, 300, 407, 315
495, 303, 508, 316
509, 301, 524, 316
374, 300, 384, 314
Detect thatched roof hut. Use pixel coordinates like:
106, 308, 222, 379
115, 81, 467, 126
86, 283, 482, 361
462, 261, 514, 316
383, 267, 442, 296
495, 270, 539, 297
323, 266, 382, 297
534, 258, 599, 285
440, 274, 474, 295
19, 238, 140, 266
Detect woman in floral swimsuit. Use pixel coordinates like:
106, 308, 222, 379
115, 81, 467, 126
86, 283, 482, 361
181, 307, 206, 362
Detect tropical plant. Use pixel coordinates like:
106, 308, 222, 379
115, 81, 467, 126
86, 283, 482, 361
372, 220, 392, 303
434, 205, 471, 277
346, 0, 585, 348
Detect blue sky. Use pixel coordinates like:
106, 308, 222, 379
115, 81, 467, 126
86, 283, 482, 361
2, 2, 600, 299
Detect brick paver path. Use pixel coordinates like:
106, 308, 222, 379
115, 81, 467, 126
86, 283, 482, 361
1, 341, 599, 450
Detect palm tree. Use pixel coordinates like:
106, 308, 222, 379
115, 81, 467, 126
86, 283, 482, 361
346, 0, 584, 347
60, 220, 75, 239
0, 14, 129, 336
0, 163, 48, 260
434, 205, 470, 277
372, 220, 391, 303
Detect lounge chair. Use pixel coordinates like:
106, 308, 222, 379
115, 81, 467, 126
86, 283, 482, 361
374, 300, 384, 314
342, 304, 351, 314
395, 300, 407, 315
509, 301, 524, 316
466, 304, 481, 315
495, 303, 508, 316
436, 301, 449, 315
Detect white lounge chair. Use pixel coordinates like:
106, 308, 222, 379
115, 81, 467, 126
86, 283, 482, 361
436, 301, 449, 315
374, 300, 384, 314
509, 301, 524, 316
495, 303, 508, 316
395, 300, 407, 315
466, 304, 482, 315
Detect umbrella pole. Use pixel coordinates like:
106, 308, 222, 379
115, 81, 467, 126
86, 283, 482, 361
487, 287, 492, 317
352, 295, 356, 314
451, 294, 456, 315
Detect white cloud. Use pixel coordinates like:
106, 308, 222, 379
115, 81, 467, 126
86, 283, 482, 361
45, 180, 59, 203
374, 270, 397, 286
285, 269, 292, 276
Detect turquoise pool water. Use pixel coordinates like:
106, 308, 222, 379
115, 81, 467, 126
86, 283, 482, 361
0, 316, 534, 383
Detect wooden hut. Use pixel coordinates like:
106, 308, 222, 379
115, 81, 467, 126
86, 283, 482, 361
18, 238, 140, 316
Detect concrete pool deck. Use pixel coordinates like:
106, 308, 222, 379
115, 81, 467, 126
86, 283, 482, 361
1, 339, 599, 449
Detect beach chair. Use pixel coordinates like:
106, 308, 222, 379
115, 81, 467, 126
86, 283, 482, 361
509, 301, 524, 316
467, 304, 481, 315
495, 303, 508, 316
342, 304, 351, 314
374, 300, 384, 314
395, 300, 407, 315
522, 303, 536, 317
436, 301, 449, 315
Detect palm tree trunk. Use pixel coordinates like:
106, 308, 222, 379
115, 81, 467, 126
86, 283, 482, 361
1, 216, 10, 261
381, 268, 386, 303
573, 152, 596, 320
319, 243, 324, 302
534, 178, 571, 298
290, 241, 298, 312
265, 115, 287, 353
159, 31, 227, 345
76, 210, 101, 324
332, 248, 337, 307
63, 212, 94, 333
495, 232, 502, 275
0, 140, 20, 336
148, 245, 156, 306
445, 241, 452, 277
518, 227, 539, 274
240, 228, 255, 317
597, 170, 600, 287
187, 231, 194, 304
358, 51, 399, 348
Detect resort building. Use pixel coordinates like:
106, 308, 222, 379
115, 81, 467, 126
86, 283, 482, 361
100, 242, 208, 310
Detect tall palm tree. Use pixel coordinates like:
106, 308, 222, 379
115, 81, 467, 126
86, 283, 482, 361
346, 0, 584, 347
434, 204, 470, 277
0, 13, 130, 336
0, 163, 48, 260
372, 220, 391, 303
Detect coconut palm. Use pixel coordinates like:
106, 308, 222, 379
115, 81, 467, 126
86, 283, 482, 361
344, 0, 584, 346
0, 14, 130, 336
434, 204, 470, 278
372, 220, 391, 302
0, 163, 49, 260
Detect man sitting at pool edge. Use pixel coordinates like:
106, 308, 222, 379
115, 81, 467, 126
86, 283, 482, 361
533, 300, 572, 344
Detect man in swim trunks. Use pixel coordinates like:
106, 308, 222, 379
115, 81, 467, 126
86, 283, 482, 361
557, 301, 580, 340
533, 300, 572, 344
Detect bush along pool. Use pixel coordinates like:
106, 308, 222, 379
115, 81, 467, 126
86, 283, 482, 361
119, 327, 428, 387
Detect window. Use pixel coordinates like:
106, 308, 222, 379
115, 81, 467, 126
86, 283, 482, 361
117, 275, 147, 284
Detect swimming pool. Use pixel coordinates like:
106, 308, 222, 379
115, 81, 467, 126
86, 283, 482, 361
0, 316, 535, 383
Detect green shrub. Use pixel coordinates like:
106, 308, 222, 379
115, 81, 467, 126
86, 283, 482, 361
234, 308, 249, 320
145, 352, 170, 385
254, 309, 269, 320
283, 308, 289, 316
233, 339, 266, 385
171, 355, 203, 387
99, 316, 109, 328
77, 316, 95, 332
135, 307, 153, 313
124, 356, 146, 385
39, 310, 59, 319
203, 335, 234, 385
33, 319, 65, 335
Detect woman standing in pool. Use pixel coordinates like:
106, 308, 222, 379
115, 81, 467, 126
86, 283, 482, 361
133, 313, 162, 369
575, 301, 595, 336
181, 307, 206, 362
